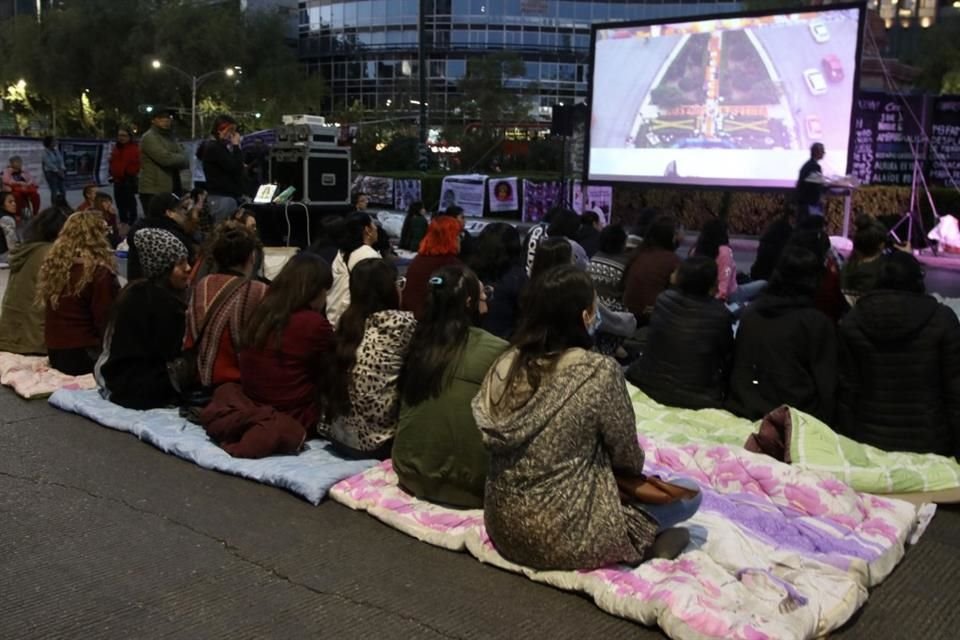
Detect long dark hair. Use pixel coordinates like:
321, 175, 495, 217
241, 253, 333, 349
529, 236, 572, 281
493, 265, 595, 413
693, 218, 729, 260
22, 207, 67, 244
337, 211, 372, 259
398, 200, 424, 251
400, 265, 481, 406
468, 222, 522, 283
326, 258, 400, 419
767, 245, 822, 298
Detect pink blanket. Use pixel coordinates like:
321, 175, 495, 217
0, 352, 96, 399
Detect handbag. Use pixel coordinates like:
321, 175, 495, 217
616, 474, 700, 506
168, 277, 248, 396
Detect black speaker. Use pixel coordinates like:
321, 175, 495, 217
269, 145, 351, 204
551, 104, 574, 137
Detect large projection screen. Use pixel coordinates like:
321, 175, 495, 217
587, 4, 865, 188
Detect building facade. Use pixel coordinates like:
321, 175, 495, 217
297, 0, 744, 123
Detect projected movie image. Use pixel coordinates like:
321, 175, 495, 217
589, 7, 862, 188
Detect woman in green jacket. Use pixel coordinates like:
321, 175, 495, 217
0, 208, 68, 354
393, 264, 507, 508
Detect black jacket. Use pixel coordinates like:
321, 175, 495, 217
126, 216, 195, 281
838, 290, 960, 458
98, 281, 186, 410
202, 140, 245, 198
626, 289, 734, 409
480, 264, 527, 340
726, 294, 837, 423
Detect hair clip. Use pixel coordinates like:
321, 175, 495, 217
429, 276, 444, 287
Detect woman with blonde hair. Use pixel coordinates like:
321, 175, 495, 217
37, 210, 120, 374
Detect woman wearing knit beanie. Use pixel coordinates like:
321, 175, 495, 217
95, 228, 192, 409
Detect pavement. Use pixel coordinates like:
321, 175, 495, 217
3, 197, 960, 638
1, 388, 959, 639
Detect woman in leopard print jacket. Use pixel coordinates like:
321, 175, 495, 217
322, 258, 416, 459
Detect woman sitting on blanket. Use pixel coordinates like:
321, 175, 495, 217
36, 210, 120, 375
238, 253, 334, 431
472, 264, 701, 571
321, 258, 417, 460
184, 226, 267, 390
0, 207, 68, 355
392, 265, 507, 509
96, 229, 192, 409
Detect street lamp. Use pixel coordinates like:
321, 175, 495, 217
150, 59, 241, 139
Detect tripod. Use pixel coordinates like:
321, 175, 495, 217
889, 138, 938, 256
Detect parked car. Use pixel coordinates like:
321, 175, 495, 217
805, 115, 823, 140
803, 68, 828, 96
822, 54, 844, 82
809, 19, 830, 43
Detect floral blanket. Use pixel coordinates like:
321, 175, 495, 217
0, 352, 96, 399
331, 438, 925, 640
628, 387, 960, 497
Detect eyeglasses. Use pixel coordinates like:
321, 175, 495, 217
396, 276, 407, 291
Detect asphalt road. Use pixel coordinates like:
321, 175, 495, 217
1, 386, 959, 639
591, 34, 682, 149
753, 18, 859, 158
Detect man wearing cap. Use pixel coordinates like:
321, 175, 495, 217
139, 108, 190, 216
126, 192, 197, 281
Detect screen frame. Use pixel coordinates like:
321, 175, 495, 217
584, 1, 867, 192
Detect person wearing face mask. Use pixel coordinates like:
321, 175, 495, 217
95, 229, 192, 409
473, 264, 701, 570
392, 265, 508, 508
126, 193, 197, 281
201, 115, 246, 224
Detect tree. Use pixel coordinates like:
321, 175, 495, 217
0, 0, 326, 137
455, 52, 538, 134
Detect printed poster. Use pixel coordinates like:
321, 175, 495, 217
571, 182, 613, 224
394, 179, 423, 212
440, 174, 487, 217
522, 180, 563, 223
351, 175, 395, 207
487, 177, 519, 213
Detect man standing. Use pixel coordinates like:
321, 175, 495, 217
41, 136, 67, 205
138, 109, 189, 216
796, 143, 826, 222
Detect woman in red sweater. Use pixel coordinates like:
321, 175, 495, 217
36, 210, 120, 374
238, 253, 334, 430
401, 215, 463, 319
109, 127, 141, 226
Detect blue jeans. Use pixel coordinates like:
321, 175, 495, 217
640, 477, 703, 532
45, 171, 66, 203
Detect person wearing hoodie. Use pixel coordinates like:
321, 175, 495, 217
472, 265, 700, 571
626, 256, 735, 409
726, 245, 838, 423
838, 252, 960, 458
0, 208, 68, 354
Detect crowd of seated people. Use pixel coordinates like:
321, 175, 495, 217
5, 192, 960, 574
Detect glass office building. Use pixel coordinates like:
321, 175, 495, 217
298, 0, 743, 122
